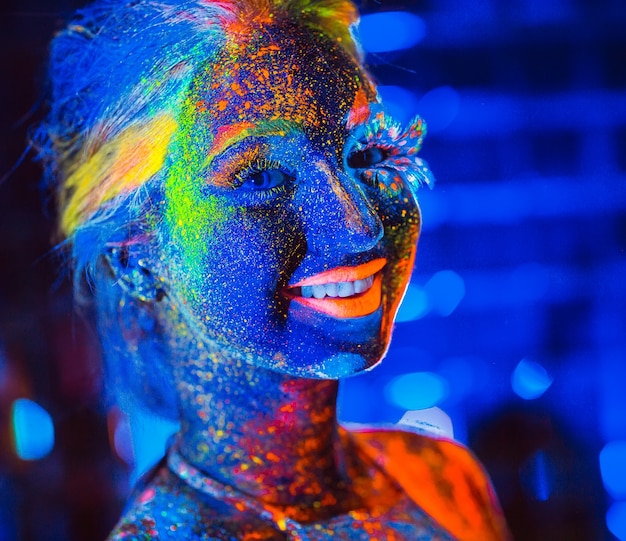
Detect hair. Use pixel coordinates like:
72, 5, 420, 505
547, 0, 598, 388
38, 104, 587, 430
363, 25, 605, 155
35, 0, 365, 415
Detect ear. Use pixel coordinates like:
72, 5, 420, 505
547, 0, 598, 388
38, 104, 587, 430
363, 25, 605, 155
103, 244, 166, 303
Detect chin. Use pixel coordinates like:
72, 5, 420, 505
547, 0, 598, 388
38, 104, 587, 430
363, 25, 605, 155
266, 349, 383, 380
305, 351, 381, 379
256, 306, 390, 379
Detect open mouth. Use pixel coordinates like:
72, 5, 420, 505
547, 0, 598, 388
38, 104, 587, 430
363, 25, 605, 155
284, 258, 386, 318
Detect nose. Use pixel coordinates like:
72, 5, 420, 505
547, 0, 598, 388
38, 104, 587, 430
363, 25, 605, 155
300, 159, 384, 254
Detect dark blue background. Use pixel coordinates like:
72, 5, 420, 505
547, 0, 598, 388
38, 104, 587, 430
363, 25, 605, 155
0, 1, 624, 539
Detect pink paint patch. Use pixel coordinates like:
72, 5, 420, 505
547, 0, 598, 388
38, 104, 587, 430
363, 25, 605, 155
139, 487, 156, 504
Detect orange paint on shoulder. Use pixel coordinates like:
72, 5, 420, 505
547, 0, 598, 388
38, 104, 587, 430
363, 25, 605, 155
348, 428, 512, 541
279, 403, 295, 413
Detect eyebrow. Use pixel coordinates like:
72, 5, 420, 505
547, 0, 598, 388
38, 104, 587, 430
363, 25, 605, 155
204, 119, 301, 168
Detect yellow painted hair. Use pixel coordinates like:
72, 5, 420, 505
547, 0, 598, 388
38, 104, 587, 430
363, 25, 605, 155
60, 114, 178, 236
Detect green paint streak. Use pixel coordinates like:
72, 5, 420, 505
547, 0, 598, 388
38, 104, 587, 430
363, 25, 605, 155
164, 96, 234, 292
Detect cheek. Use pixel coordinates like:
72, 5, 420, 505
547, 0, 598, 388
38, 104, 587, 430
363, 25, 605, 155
164, 193, 307, 336
377, 181, 421, 301
201, 204, 306, 292
367, 181, 420, 344
375, 176, 421, 261
166, 193, 236, 275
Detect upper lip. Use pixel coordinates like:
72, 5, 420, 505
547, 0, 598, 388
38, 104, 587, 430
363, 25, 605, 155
287, 258, 387, 288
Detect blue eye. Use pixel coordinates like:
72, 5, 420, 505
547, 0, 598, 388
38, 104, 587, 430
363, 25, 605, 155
347, 146, 387, 169
240, 169, 291, 191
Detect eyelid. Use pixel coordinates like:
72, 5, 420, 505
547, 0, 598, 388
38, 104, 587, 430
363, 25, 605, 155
207, 142, 264, 188
345, 113, 427, 164
203, 145, 295, 205
208, 136, 300, 187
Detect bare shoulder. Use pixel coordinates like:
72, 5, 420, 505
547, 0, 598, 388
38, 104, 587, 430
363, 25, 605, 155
346, 423, 496, 492
345, 424, 512, 541
107, 460, 284, 540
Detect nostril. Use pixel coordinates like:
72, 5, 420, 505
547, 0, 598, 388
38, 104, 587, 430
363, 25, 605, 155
366, 212, 384, 243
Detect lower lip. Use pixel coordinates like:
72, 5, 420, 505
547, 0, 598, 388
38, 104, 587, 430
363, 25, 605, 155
284, 273, 383, 318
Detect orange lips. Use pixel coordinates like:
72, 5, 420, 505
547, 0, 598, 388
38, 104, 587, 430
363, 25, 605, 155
285, 258, 386, 318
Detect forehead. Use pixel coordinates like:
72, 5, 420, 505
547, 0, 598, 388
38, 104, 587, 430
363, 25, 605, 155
189, 18, 375, 149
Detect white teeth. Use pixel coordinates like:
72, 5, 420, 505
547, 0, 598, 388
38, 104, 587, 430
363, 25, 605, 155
337, 282, 354, 297
354, 277, 372, 294
312, 284, 327, 299
325, 283, 338, 297
298, 275, 376, 299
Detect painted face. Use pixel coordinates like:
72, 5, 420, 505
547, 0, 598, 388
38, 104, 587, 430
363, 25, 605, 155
159, 19, 423, 378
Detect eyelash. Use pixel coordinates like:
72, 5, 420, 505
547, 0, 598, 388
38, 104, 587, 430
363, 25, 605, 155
346, 112, 433, 196
233, 158, 281, 185
232, 158, 294, 201
347, 144, 393, 189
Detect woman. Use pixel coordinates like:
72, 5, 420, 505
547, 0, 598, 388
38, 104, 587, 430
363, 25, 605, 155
37, 0, 511, 539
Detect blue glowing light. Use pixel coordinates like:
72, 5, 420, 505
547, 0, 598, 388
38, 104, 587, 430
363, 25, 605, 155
520, 450, 553, 501
599, 351, 626, 442
607, 501, 626, 541
438, 357, 475, 404
396, 283, 430, 322
417, 86, 461, 133
111, 412, 134, 466
359, 12, 426, 53
11, 398, 54, 461
424, 270, 465, 317
414, 188, 448, 230
511, 358, 553, 400
600, 441, 626, 499
385, 372, 449, 410
508, 263, 550, 303
378, 85, 420, 125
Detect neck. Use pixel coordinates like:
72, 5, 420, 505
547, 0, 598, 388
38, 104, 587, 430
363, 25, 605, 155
172, 344, 350, 508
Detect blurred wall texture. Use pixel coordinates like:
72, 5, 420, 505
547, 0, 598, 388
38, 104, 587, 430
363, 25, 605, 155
1, 1, 624, 540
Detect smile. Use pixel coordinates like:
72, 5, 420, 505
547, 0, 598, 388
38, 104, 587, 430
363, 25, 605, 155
285, 259, 386, 318
300, 276, 375, 299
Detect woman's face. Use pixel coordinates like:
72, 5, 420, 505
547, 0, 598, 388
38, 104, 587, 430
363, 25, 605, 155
159, 21, 422, 378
